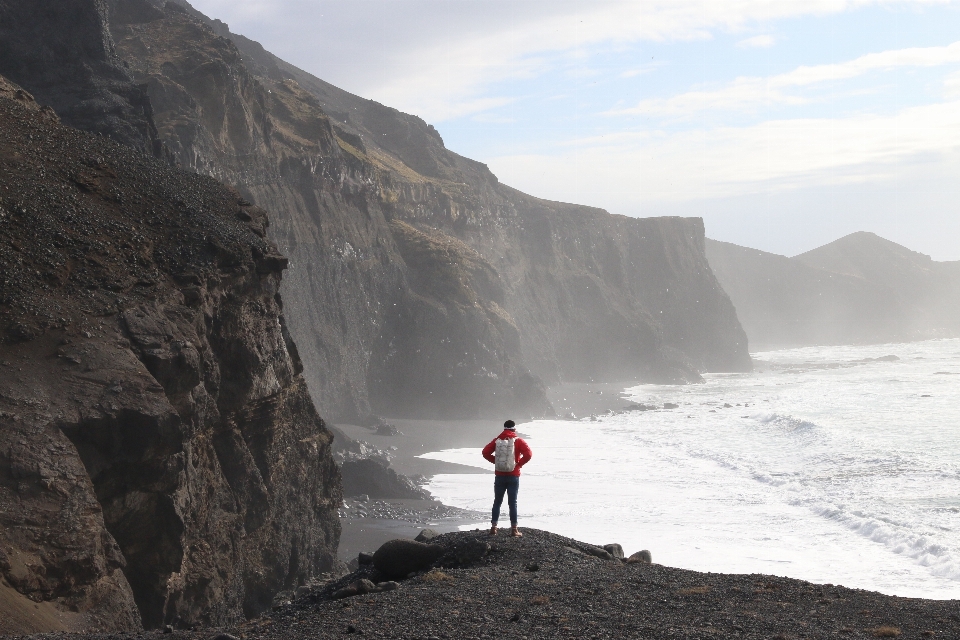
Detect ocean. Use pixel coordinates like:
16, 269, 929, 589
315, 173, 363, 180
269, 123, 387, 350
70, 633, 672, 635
422, 338, 960, 599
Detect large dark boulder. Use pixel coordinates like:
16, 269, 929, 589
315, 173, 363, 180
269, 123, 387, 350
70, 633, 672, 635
340, 458, 430, 499
372, 539, 444, 580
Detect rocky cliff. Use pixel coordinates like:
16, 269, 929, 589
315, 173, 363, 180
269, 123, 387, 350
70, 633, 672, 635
95, 0, 748, 420
0, 76, 340, 632
0, 0, 166, 158
0, 0, 750, 418
706, 234, 960, 349
795, 232, 960, 339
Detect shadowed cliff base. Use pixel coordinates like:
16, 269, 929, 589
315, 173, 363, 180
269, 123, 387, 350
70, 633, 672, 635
0, 76, 340, 633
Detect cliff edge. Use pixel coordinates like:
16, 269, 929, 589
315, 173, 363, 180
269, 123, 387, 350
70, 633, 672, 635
0, 76, 340, 632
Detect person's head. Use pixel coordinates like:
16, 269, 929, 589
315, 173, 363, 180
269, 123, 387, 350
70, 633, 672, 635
503, 419, 516, 430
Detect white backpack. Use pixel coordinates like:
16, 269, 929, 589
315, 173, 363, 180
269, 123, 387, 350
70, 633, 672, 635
494, 437, 516, 472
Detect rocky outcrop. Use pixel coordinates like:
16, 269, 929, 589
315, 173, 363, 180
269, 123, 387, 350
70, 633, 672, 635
2, 0, 750, 422
706, 235, 960, 349
102, 2, 747, 416
0, 77, 340, 632
0, 0, 166, 158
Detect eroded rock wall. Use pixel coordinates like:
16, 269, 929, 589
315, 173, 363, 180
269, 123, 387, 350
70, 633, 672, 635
106, 3, 551, 419
0, 78, 340, 632
0, 0, 166, 157
108, 4, 748, 412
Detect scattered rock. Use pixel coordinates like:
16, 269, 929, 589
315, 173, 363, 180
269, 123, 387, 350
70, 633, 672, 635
341, 458, 430, 499
415, 528, 440, 542
663, 402, 679, 409
627, 550, 653, 564
579, 545, 616, 561
375, 422, 402, 436
332, 579, 380, 600
452, 539, 491, 566
603, 543, 625, 560
373, 539, 445, 580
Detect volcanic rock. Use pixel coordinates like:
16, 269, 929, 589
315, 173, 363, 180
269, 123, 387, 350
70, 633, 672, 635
372, 539, 445, 581
0, 75, 339, 633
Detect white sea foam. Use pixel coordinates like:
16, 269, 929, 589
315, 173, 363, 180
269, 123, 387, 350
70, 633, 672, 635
422, 338, 960, 599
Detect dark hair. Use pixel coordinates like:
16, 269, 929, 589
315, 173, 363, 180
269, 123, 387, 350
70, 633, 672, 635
504, 419, 516, 430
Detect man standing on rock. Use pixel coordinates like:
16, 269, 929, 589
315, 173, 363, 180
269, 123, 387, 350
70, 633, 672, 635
482, 419, 532, 537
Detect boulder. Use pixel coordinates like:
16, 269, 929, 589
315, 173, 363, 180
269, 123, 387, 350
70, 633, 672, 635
358, 551, 374, 565
627, 550, 653, 564
415, 528, 440, 542
372, 539, 445, 580
603, 543, 625, 560
580, 545, 616, 561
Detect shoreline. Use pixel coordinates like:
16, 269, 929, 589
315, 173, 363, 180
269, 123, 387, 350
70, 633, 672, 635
333, 381, 646, 563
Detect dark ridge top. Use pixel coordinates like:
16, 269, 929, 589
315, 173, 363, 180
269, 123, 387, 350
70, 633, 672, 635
0, 0, 167, 158
14, 529, 957, 638
244, 529, 960, 640
0, 74, 276, 342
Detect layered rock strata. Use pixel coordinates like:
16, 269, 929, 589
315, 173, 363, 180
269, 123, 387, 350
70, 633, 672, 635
0, 77, 340, 632
0, 0, 166, 158
1, 0, 750, 423
104, 1, 748, 416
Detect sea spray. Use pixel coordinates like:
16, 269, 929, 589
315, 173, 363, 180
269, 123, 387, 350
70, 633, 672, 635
423, 338, 960, 599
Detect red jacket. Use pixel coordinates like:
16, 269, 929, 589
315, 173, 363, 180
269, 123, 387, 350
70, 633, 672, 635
482, 430, 532, 476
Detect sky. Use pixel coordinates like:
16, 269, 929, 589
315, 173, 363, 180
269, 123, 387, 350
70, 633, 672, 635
187, 0, 960, 260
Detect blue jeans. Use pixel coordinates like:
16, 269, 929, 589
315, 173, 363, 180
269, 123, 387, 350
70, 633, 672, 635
491, 475, 519, 526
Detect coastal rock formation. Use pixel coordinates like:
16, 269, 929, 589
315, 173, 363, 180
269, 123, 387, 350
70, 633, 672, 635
0, 0, 750, 422
281, 529, 959, 639
98, 0, 553, 419
707, 235, 960, 349
97, 0, 746, 418
0, 77, 340, 632
0, 0, 166, 158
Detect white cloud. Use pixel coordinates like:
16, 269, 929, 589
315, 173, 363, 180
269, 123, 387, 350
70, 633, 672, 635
190, 0, 953, 122
490, 99, 960, 207
609, 40, 960, 119
737, 34, 776, 48
364, 0, 950, 121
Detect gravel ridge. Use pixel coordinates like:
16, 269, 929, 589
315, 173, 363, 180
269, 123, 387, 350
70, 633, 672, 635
7, 529, 958, 639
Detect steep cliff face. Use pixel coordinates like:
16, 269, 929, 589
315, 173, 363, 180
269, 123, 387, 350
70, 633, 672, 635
111, 2, 749, 405
0, 78, 340, 632
0, 0, 165, 158
6, 0, 748, 424
105, 1, 553, 419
